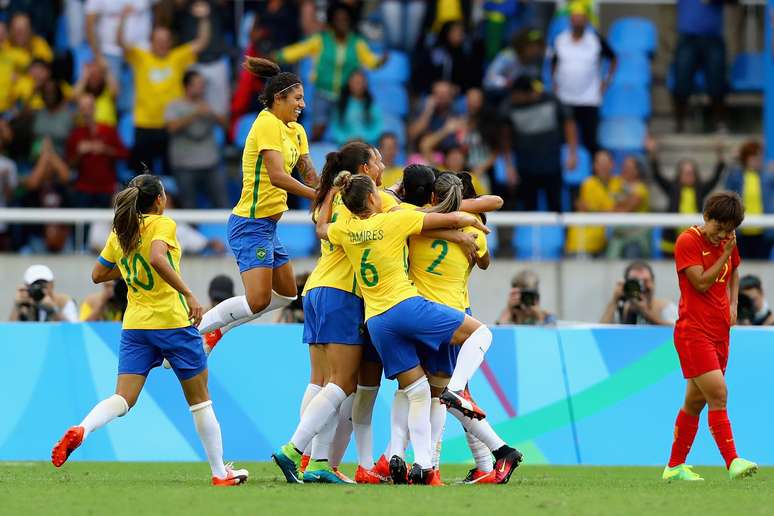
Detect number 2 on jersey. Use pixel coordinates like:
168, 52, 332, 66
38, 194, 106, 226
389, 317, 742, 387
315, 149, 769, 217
360, 248, 379, 286
717, 261, 729, 283
426, 239, 448, 275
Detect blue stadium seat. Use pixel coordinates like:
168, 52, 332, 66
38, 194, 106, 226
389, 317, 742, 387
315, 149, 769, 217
309, 142, 338, 170
118, 113, 134, 148
730, 52, 763, 92
277, 224, 317, 258
197, 223, 231, 252
493, 154, 515, 186
610, 53, 651, 87
608, 17, 657, 55
372, 83, 409, 117
601, 84, 651, 119
54, 15, 69, 52
512, 225, 565, 260
666, 64, 706, 93
382, 114, 407, 147
72, 43, 94, 82
486, 227, 499, 257
298, 58, 314, 85
598, 117, 647, 152
235, 112, 258, 148
562, 144, 591, 187
546, 16, 569, 46
367, 51, 410, 84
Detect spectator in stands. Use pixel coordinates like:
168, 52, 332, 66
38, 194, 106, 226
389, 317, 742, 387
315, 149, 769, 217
208, 274, 234, 311
551, 2, 615, 155
500, 75, 577, 212
67, 93, 128, 208
230, 14, 266, 139
32, 79, 72, 158
274, 272, 310, 323
413, 20, 484, 95
737, 275, 774, 326
252, 0, 302, 54
10, 264, 78, 322
381, 0, 427, 52
5, 1, 60, 43
378, 132, 404, 189
276, 2, 385, 141
724, 140, 774, 259
85, 0, 155, 111
79, 279, 127, 322
4, 12, 52, 73
565, 149, 616, 256
484, 27, 545, 104
646, 136, 725, 256
496, 269, 556, 325
673, 0, 728, 133
72, 61, 118, 128
330, 70, 383, 146
119, 1, 211, 176
607, 156, 651, 259
408, 80, 460, 151
458, 88, 498, 193
164, 69, 228, 209
172, 0, 230, 117
11, 58, 63, 111
600, 261, 678, 325
0, 21, 17, 113
0, 123, 17, 251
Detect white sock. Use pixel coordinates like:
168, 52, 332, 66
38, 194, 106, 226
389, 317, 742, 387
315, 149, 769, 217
447, 325, 492, 392
190, 400, 228, 478
430, 397, 447, 469
198, 291, 296, 335
404, 377, 432, 469
329, 393, 354, 468
466, 431, 493, 473
449, 407, 506, 451
300, 383, 323, 417
290, 383, 346, 452
387, 389, 409, 459
79, 394, 128, 439
352, 385, 379, 468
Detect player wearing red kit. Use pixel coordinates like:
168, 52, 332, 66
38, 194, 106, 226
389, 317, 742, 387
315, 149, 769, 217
663, 192, 757, 481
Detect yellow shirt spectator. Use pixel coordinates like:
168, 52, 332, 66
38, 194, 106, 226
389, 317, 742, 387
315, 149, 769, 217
125, 44, 196, 128
741, 170, 764, 236
565, 175, 618, 255
0, 50, 16, 111
3, 36, 53, 72
12, 76, 73, 110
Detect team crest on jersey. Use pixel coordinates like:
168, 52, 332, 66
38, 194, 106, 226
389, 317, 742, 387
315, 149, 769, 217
256, 248, 267, 260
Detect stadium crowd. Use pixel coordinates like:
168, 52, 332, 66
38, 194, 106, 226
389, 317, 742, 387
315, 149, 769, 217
0, 0, 771, 260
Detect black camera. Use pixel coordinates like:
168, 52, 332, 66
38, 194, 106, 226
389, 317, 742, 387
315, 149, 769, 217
622, 279, 645, 301
737, 292, 754, 323
520, 289, 538, 307
27, 280, 47, 303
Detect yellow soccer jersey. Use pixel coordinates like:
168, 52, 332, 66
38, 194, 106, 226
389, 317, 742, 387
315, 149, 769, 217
327, 209, 425, 320
408, 213, 487, 313
99, 215, 191, 330
233, 109, 310, 219
304, 190, 398, 296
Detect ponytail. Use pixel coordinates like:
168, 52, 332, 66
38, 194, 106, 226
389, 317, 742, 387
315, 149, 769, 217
429, 173, 463, 214
112, 174, 164, 255
243, 57, 302, 108
334, 170, 374, 215
311, 142, 374, 215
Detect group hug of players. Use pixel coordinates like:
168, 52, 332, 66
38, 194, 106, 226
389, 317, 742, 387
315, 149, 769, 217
50, 58, 757, 486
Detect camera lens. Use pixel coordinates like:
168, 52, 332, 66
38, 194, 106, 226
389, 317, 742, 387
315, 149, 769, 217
27, 282, 46, 303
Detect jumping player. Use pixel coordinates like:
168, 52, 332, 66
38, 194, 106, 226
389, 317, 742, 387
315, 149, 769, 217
51, 175, 248, 486
663, 191, 757, 481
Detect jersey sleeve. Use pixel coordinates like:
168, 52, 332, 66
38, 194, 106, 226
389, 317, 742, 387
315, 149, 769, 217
278, 35, 322, 63
98, 232, 118, 268
465, 225, 488, 258
172, 43, 197, 70
150, 217, 179, 249
327, 220, 345, 245
355, 39, 380, 69
395, 209, 426, 237
674, 232, 703, 272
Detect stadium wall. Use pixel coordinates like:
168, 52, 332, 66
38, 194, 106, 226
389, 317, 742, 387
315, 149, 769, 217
2, 324, 773, 466
3, 255, 774, 324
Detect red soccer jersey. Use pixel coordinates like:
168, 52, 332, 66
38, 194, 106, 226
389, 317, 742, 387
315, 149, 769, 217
674, 226, 740, 341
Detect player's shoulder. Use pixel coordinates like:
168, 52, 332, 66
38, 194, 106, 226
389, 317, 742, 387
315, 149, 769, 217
676, 226, 703, 245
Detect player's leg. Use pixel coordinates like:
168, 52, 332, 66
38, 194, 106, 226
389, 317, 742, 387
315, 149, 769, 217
662, 379, 705, 481
353, 359, 389, 483
427, 374, 449, 474
386, 386, 410, 484
442, 314, 493, 419
300, 344, 328, 469
396, 366, 435, 485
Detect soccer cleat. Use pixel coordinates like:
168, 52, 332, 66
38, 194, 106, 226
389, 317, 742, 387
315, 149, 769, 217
407, 463, 434, 485
302, 460, 347, 484
272, 443, 303, 484
494, 446, 523, 484
355, 465, 389, 484
728, 458, 758, 480
300, 454, 311, 473
212, 463, 249, 486
662, 464, 704, 481
374, 454, 390, 478
462, 468, 497, 484
389, 455, 408, 484
332, 467, 356, 484
203, 329, 223, 355
428, 468, 444, 486
439, 387, 486, 420
51, 426, 84, 467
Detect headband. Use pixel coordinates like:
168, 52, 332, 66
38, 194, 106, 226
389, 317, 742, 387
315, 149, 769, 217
276, 82, 301, 96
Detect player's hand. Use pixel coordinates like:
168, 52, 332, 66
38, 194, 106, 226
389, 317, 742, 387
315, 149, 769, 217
611, 281, 624, 302
456, 231, 479, 262
729, 304, 738, 326
14, 286, 30, 304
723, 231, 736, 255
185, 292, 204, 326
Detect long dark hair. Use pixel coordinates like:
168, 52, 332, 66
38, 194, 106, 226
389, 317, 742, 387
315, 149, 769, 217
458, 171, 486, 224
334, 170, 375, 216
243, 57, 302, 108
336, 70, 373, 124
112, 174, 164, 255
401, 164, 436, 206
311, 141, 373, 215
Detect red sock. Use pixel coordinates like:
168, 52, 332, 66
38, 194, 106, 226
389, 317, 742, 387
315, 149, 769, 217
668, 409, 699, 467
708, 409, 738, 469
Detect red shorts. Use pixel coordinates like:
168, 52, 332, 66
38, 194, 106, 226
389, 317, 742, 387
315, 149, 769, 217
673, 327, 729, 378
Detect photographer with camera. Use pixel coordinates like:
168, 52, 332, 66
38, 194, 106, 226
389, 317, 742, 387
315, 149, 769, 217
79, 280, 128, 322
496, 270, 556, 326
736, 275, 774, 326
10, 265, 78, 322
601, 261, 678, 325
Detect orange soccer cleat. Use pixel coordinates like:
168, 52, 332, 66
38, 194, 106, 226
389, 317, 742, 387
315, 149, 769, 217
332, 467, 356, 484
212, 463, 249, 486
51, 426, 84, 467
354, 465, 390, 484
300, 454, 311, 473
428, 468, 444, 486
462, 468, 497, 484
203, 329, 223, 355
374, 454, 390, 478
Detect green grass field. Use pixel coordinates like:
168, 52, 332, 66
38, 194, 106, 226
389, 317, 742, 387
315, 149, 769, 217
0, 462, 770, 516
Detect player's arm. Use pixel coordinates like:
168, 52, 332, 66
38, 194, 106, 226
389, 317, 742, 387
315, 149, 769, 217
729, 268, 740, 326
116, 5, 133, 54
460, 195, 504, 213
264, 149, 316, 200
92, 259, 122, 284
189, 1, 212, 55
149, 240, 203, 326
422, 212, 489, 234
296, 154, 319, 188
315, 186, 337, 241
683, 234, 736, 293
422, 228, 479, 263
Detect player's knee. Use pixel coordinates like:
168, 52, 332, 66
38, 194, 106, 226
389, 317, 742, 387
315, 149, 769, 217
245, 292, 270, 314
684, 398, 705, 416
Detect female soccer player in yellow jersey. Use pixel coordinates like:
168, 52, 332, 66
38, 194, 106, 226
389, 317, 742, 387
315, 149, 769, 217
197, 57, 317, 347
295, 171, 493, 485
51, 175, 248, 486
